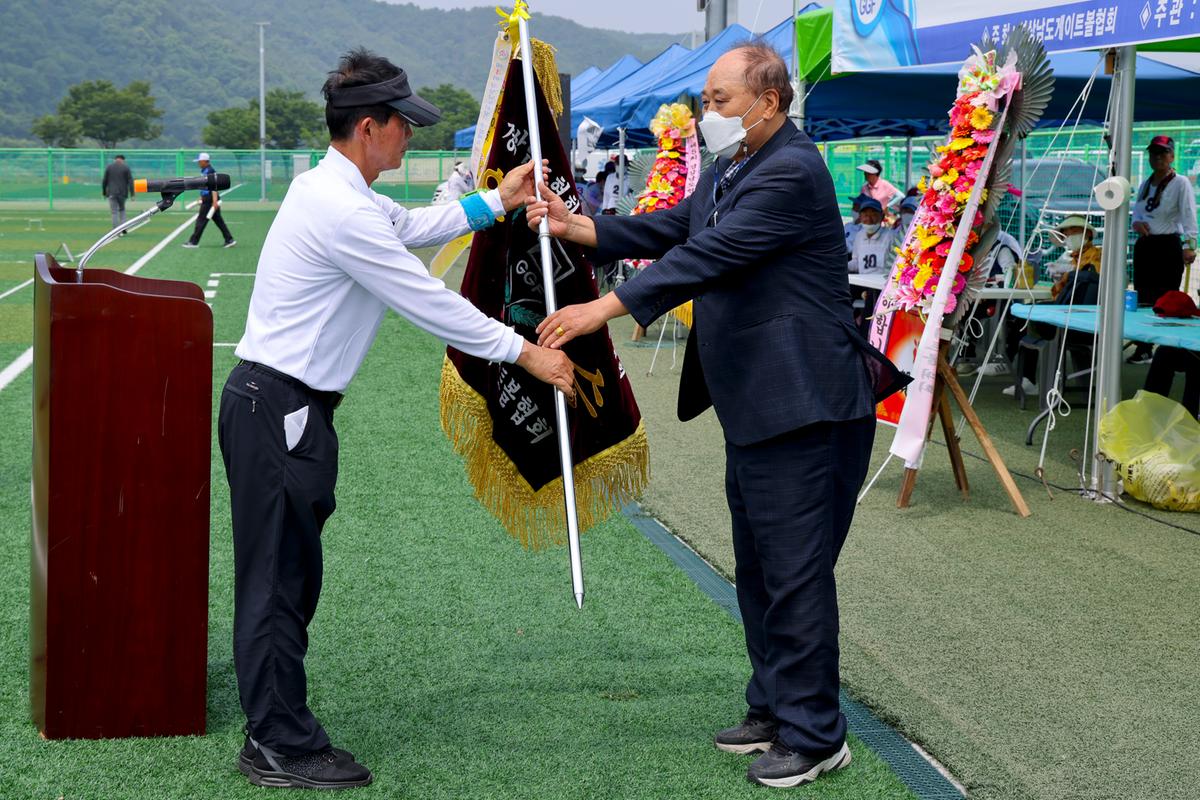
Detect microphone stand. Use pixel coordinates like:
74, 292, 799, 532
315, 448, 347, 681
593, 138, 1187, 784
76, 191, 184, 280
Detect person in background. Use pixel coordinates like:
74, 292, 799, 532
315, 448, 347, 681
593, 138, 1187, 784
847, 198, 897, 276
102, 154, 133, 231
856, 159, 900, 212
843, 194, 866, 252
601, 157, 625, 214
1128, 135, 1198, 364
445, 161, 473, 200
895, 194, 918, 236
1142, 290, 1200, 418
589, 161, 615, 216
1002, 216, 1101, 397
182, 152, 236, 249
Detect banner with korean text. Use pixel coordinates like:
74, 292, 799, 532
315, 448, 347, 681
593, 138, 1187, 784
440, 44, 648, 549
833, 0, 1200, 73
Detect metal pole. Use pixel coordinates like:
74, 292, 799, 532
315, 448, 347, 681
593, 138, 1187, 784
1018, 138, 1027, 259
904, 136, 913, 190
617, 127, 627, 197
789, 0, 803, 129
516, 14, 585, 609
1092, 46, 1136, 501
704, 0, 726, 41
256, 22, 269, 202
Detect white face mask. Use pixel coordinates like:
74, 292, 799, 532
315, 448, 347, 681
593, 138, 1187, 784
698, 93, 765, 159
1065, 233, 1085, 251
863, 223, 882, 235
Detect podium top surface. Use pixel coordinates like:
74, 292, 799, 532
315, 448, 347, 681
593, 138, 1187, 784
35, 253, 207, 304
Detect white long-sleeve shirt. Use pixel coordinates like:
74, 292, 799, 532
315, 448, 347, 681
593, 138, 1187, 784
1132, 172, 1199, 245
235, 145, 523, 392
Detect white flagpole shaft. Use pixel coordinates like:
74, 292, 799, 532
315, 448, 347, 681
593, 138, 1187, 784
516, 15, 584, 609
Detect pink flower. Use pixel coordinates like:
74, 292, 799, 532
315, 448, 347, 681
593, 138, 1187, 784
929, 164, 944, 177
953, 177, 972, 193
972, 129, 995, 144
935, 240, 952, 257
953, 273, 966, 293
944, 293, 958, 315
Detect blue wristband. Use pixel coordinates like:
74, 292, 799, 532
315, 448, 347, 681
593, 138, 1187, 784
460, 191, 496, 232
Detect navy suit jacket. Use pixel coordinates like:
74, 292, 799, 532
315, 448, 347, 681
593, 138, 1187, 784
599, 121, 906, 446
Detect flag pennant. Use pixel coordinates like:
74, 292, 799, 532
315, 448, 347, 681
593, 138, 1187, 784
440, 46, 648, 549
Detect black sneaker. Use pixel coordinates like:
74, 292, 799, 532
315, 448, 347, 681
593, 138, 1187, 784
243, 744, 372, 789
747, 741, 851, 788
714, 716, 778, 754
181, 241, 199, 249
237, 734, 356, 775
223, 239, 237, 248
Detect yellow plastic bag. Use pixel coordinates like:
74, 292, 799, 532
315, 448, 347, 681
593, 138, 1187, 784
1098, 390, 1200, 512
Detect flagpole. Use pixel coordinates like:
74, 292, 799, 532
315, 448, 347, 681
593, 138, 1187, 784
515, 12, 585, 609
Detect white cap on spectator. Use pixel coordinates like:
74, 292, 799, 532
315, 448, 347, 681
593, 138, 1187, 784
195, 152, 211, 162
856, 161, 881, 175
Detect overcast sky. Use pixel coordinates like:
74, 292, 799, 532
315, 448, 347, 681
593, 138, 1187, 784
389, 0, 811, 35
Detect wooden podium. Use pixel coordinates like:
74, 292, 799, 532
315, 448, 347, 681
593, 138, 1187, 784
31, 254, 213, 739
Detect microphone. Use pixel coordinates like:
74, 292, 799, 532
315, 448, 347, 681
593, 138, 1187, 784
134, 173, 231, 194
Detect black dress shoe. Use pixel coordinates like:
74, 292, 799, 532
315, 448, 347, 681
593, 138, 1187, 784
241, 743, 372, 789
747, 740, 851, 788
713, 716, 778, 754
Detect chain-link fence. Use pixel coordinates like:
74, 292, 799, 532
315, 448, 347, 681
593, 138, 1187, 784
0, 148, 467, 206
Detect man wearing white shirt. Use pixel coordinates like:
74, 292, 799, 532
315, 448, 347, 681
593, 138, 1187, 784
219, 49, 574, 791
1129, 135, 1198, 363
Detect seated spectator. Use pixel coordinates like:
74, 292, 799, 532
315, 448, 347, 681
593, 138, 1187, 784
847, 198, 898, 276
1143, 291, 1200, 418
982, 229, 1023, 286
1049, 215, 1101, 300
844, 194, 867, 252
896, 194, 919, 236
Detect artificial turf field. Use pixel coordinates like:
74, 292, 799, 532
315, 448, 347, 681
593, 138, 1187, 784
0, 206, 920, 799
2, 203, 1197, 800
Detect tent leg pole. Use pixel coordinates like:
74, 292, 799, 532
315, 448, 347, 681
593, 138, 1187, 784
904, 136, 913, 191
1091, 46, 1136, 502
1019, 138, 1027, 261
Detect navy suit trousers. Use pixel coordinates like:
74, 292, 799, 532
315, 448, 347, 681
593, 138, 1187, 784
726, 415, 875, 757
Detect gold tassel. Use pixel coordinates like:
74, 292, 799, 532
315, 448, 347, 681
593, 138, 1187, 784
530, 38, 564, 121
439, 357, 650, 549
670, 301, 693, 329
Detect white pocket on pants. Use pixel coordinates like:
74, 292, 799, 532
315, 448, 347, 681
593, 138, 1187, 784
283, 405, 310, 452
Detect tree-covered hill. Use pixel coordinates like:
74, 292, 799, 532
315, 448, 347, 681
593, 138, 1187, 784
2, 0, 683, 146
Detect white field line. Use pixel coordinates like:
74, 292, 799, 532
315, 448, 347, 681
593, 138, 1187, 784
0, 278, 34, 302
0, 182, 245, 393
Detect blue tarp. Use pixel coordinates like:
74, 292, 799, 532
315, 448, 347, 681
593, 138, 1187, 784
803, 49, 1200, 141
614, 24, 755, 137
572, 43, 692, 133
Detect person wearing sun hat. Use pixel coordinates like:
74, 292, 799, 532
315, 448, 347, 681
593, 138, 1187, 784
1129, 135, 1198, 364
1049, 214, 1101, 300
856, 158, 900, 211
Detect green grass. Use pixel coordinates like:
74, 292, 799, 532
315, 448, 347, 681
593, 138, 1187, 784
618, 315, 1200, 800
0, 209, 918, 799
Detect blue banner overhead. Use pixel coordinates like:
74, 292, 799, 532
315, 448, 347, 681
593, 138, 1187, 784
833, 0, 1200, 72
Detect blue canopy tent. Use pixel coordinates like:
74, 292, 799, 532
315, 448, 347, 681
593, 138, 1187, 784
569, 65, 603, 98
453, 55, 643, 149
611, 24, 754, 139
572, 43, 693, 146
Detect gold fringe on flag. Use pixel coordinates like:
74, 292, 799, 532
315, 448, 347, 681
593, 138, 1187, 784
530, 38, 563, 120
669, 301, 693, 329
439, 357, 649, 550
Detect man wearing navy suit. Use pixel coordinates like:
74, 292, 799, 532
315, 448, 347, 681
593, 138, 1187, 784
528, 43, 906, 789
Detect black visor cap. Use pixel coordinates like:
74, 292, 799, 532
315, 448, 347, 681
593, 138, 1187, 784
327, 71, 442, 127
